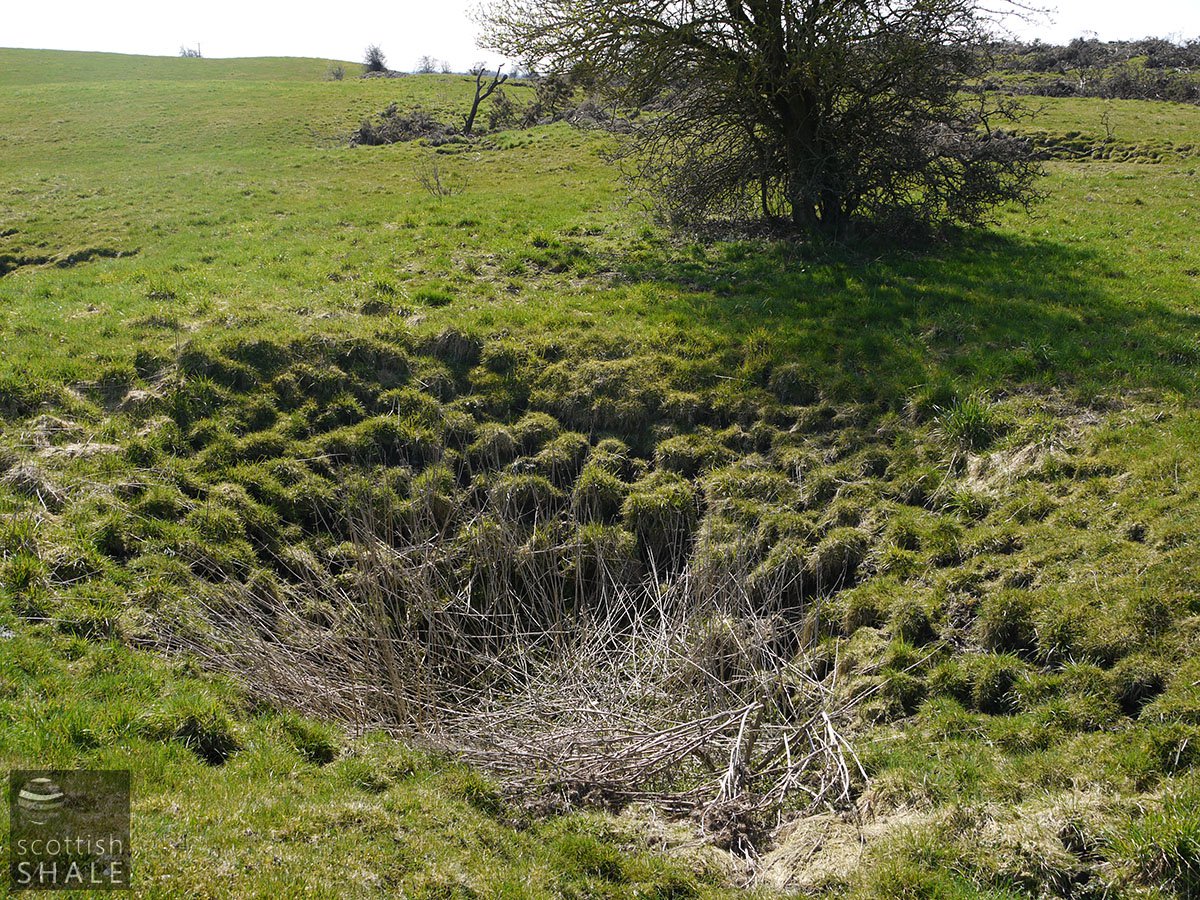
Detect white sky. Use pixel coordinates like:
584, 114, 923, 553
1, 1, 1196, 68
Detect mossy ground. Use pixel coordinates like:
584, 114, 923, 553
2, 48, 1200, 897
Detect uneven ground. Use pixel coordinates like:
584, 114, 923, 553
1, 48, 1200, 898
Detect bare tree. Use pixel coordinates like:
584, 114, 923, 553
463, 64, 508, 136
416, 54, 437, 74
439, 59, 454, 74
484, 0, 1042, 237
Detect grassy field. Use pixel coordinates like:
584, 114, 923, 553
2, 47, 1200, 897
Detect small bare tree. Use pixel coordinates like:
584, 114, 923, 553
463, 64, 508, 136
179, 45, 202, 58
416, 55, 437, 74
416, 155, 467, 197
439, 59, 453, 74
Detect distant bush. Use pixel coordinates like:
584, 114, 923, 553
327, 64, 345, 82
351, 104, 460, 146
178, 45, 202, 59
487, 89, 519, 131
1013, 68, 1200, 104
363, 44, 388, 74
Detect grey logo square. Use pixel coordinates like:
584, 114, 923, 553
8, 770, 131, 891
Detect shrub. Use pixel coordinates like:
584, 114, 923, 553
363, 44, 388, 73
487, 89, 519, 130
352, 104, 458, 146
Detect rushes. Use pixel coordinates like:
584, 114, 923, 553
181, 503, 868, 844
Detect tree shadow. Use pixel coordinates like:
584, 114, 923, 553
617, 231, 1200, 403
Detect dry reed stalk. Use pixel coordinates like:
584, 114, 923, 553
169, 504, 872, 846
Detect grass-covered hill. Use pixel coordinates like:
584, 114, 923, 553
1, 47, 1200, 897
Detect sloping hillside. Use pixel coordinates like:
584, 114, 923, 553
2, 48, 1200, 897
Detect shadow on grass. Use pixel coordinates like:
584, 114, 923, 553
618, 231, 1200, 403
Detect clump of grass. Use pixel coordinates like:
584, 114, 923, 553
839, 581, 888, 633
140, 699, 242, 765
653, 430, 734, 478
489, 473, 562, 523
1108, 776, 1200, 896
533, 431, 590, 487
808, 527, 869, 593
889, 594, 935, 645
933, 394, 1005, 450
277, 711, 340, 765
622, 471, 697, 568
572, 463, 629, 524
976, 590, 1036, 656
767, 363, 820, 405
1112, 653, 1168, 718
413, 287, 454, 308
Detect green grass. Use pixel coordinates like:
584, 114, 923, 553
3, 47, 1200, 897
